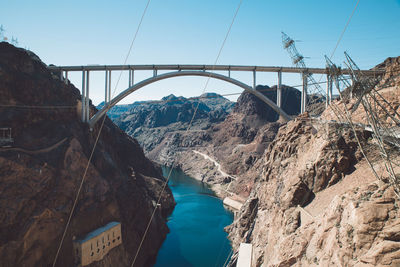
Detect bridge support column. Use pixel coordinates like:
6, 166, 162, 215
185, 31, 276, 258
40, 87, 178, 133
253, 70, 256, 89
153, 69, 157, 77
65, 71, 68, 84
326, 74, 333, 108
105, 70, 109, 104
108, 71, 112, 102
128, 69, 134, 87
350, 76, 354, 99
301, 72, 308, 113
85, 71, 90, 122
277, 71, 282, 108
81, 71, 86, 122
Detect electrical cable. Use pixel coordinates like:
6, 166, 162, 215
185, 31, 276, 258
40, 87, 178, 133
51, 1, 152, 266
129, 1, 243, 266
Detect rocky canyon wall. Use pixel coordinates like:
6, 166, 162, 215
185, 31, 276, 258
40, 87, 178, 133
0, 42, 174, 267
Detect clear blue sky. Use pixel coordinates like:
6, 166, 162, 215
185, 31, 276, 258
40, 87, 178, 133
2, 0, 400, 104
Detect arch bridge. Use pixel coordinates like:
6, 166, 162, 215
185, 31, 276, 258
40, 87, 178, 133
47, 64, 383, 128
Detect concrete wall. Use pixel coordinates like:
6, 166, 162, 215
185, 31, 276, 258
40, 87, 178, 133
237, 243, 253, 267
74, 223, 122, 266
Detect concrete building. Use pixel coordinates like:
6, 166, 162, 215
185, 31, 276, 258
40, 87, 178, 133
0, 127, 13, 147
73, 221, 122, 266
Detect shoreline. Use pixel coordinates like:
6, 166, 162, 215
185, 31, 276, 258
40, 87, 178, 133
153, 160, 245, 212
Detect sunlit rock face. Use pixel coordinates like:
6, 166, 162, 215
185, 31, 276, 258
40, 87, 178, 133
0, 42, 174, 267
226, 56, 400, 267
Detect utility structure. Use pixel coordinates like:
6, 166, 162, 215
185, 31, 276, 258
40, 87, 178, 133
11, 37, 18, 46
0, 127, 13, 147
325, 53, 400, 199
48, 64, 382, 127
0, 25, 4, 40
282, 32, 337, 114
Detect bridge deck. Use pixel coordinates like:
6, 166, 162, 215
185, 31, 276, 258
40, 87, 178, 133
48, 64, 384, 75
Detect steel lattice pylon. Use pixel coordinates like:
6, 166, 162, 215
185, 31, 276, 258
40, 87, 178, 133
326, 53, 400, 199
282, 32, 326, 115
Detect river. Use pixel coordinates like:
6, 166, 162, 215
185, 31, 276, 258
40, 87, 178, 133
153, 167, 234, 267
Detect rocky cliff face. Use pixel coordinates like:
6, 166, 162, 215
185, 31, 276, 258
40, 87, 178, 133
0, 42, 174, 267
233, 85, 301, 122
101, 50, 400, 266
225, 56, 400, 266
142, 85, 301, 199
374, 56, 400, 88
226, 115, 400, 266
113, 93, 234, 153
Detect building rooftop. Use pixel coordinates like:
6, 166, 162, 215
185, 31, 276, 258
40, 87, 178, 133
76, 222, 120, 244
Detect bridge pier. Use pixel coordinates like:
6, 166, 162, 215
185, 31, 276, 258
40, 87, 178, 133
81, 71, 86, 122
128, 69, 134, 87
326, 74, 333, 108
108, 71, 111, 102
104, 70, 112, 104
253, 70, 256, 89
105, 70, 108, 104
277, 71, 282, 108
301, 72, 308, 113
86, 71, 90, 122
81, 70, 90, 123
60, 71, 69, 84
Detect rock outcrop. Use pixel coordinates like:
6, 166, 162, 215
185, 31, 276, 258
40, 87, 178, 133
226, 115, 400, 266
375, 56, 400, 88
226, 55, 400, 266
113, 93, 234, 153
233, 85, 301, 122
0, 42, 174, 267
99, 49, 400, 266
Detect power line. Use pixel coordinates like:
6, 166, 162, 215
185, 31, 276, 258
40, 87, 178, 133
130, 1, 243, 266
51, 1, 153, 266
329, 0, 360, 59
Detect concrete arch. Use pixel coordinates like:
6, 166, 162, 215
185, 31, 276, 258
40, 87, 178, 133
89, 71, 292, 127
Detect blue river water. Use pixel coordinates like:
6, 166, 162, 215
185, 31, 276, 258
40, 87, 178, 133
153, 167, 234, 267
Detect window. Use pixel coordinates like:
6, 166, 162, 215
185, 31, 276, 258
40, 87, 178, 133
97, 249, 100, 253
108, 242, 110, 246
91, 252, 94, 256
113, 239, 115, 243
117, 236, 120, 240
97, 240, 99, 247
102, 237, 104, 243
107, 234, 109, 240
103, 245, 105, 249
91, 243, 93, 250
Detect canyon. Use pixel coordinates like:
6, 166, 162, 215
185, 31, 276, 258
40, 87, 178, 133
2, 40, 400, 267
112, 56, 400, 266
0, 42, 175, 267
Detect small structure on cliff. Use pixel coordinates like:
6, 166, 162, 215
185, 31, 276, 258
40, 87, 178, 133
73, 222, 122, 266
237, 243, 253, 267
0, 127, 13, 147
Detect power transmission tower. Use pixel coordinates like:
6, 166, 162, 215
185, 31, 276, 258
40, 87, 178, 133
11, 36, 18, 46
326, 53, 400, 199
0, 25, 5, 40
281, 32, 327, 115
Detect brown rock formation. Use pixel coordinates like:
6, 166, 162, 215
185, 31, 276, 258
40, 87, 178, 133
143, 85, 301, 199
0, 42, 174, 267
227, 110, 400, 266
